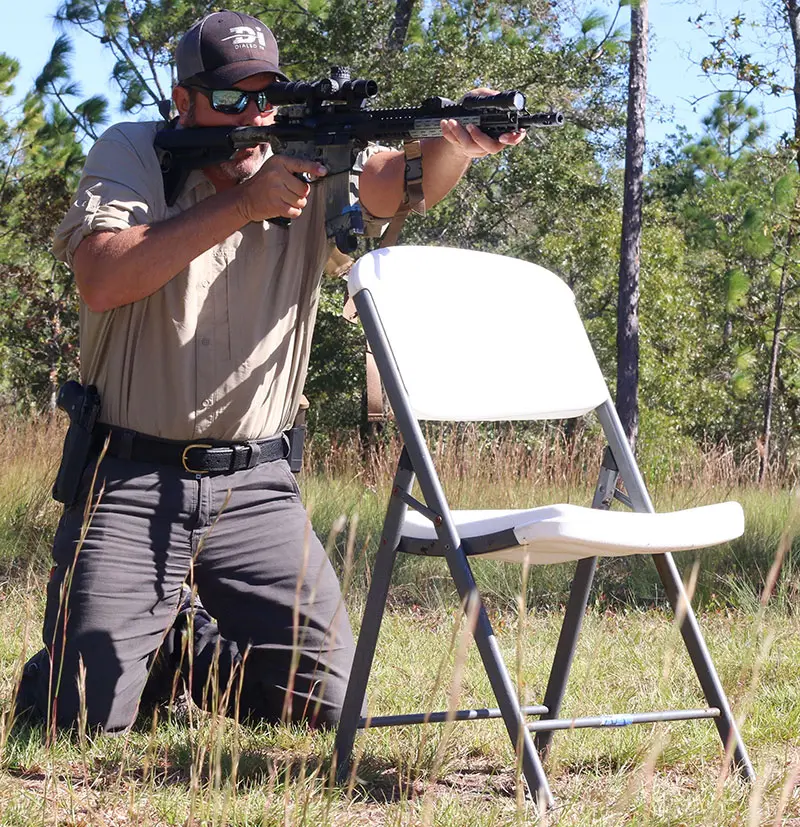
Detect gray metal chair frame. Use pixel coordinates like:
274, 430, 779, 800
333, 284, 755, 809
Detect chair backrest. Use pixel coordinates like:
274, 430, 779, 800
348, 246, 610, 422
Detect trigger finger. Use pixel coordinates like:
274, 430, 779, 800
284, 173, 311, 197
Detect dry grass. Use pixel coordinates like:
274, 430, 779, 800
0, 596, 798, 825
304, 421, 792, 492
0, 416, 797, 824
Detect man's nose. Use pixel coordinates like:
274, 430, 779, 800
235, 98, 272, 126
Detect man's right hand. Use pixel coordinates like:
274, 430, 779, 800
238, 155, 328, 224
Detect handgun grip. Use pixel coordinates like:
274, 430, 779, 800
266, 171, 317, 229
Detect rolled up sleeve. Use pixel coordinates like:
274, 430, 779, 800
53, 125, 157, 266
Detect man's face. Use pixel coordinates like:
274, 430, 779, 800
174, 72, 277, 184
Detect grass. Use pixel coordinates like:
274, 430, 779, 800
0, 596, 798, 824
0, 416, 797, 824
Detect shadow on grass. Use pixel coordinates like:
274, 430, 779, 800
3, 710, 524, 809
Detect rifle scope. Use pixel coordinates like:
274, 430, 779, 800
265, 66, 378, 106
265, 78, 335, 105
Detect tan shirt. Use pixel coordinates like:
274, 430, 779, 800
53, 121, 386, 441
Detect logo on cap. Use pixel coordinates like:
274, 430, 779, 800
221, 26, 267, 49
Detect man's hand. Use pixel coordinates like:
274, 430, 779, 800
237, 155, 328, 223
439, 87, 527, 159
360, 86, 527, 219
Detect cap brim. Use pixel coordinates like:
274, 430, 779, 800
189, 61, 289, 88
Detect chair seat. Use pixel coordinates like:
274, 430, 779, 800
400, 502, 745, 564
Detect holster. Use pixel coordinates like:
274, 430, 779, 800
286, 395, 309, 474
285, 425, 306, 474
52, 381, 102, 506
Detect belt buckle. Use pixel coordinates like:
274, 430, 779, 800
182, 443, 213, 475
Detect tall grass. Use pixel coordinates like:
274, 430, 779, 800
0, 558, 798, 824
303, 423, 799, 612
0, 417, 797, 824
0, 416, 796, 612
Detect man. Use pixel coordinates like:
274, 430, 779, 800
16, 9, 525, 733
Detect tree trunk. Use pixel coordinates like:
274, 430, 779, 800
387, 0, 417, 51
790, 0, 800, 162
616, 0, 648, 450
759, 235, 790, 483
759, 0, 800, 481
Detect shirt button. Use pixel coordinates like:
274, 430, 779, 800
201, 337, 210, 346
202, 398, 212, 408
201, 280, 209, 288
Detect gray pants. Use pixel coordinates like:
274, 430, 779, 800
31, 453, 357, 732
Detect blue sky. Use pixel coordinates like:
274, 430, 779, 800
0, 0, 793, 146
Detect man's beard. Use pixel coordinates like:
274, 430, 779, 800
216, 144, 268, 183
184, 105, 268, 183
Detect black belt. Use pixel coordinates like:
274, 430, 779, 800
93, 424, 289, 475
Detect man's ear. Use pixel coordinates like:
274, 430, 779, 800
173, 86, 191, 122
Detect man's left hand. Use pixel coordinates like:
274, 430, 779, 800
439, 87, 527, 159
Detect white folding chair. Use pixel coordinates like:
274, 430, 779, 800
333, 246, 754, 807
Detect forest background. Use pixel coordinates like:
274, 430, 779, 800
1, 0, 799, 484
0, 4, 799, 822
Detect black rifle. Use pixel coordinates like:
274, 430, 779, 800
154, 67, 563, 253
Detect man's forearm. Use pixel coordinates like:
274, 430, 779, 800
74, 185, 251, 313
418, 136, 472, 207
358, 137, 471, 220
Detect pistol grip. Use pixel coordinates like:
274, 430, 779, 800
267, 172, 316, 229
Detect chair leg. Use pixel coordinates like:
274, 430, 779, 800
333, 452, 414, 783
354, 291, 553, 807
596, 400, 755, 782
535, 556, 598, 760
536, 448, 617, 759
442, 546, 555, 809
652, 551, 756, 782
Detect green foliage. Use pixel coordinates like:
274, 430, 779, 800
0, 54, 84, 411
3, 0, 800, 468
696, 10, 787, 99
773, 171, 797, 208
304, 279, 367, 433
33, 35, 108, 141
645, 91, 800, 465
0, 54, 19, 99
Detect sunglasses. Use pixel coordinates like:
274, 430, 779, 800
186, 85, 275, 115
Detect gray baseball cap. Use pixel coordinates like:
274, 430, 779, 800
176, 10, 289, 88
